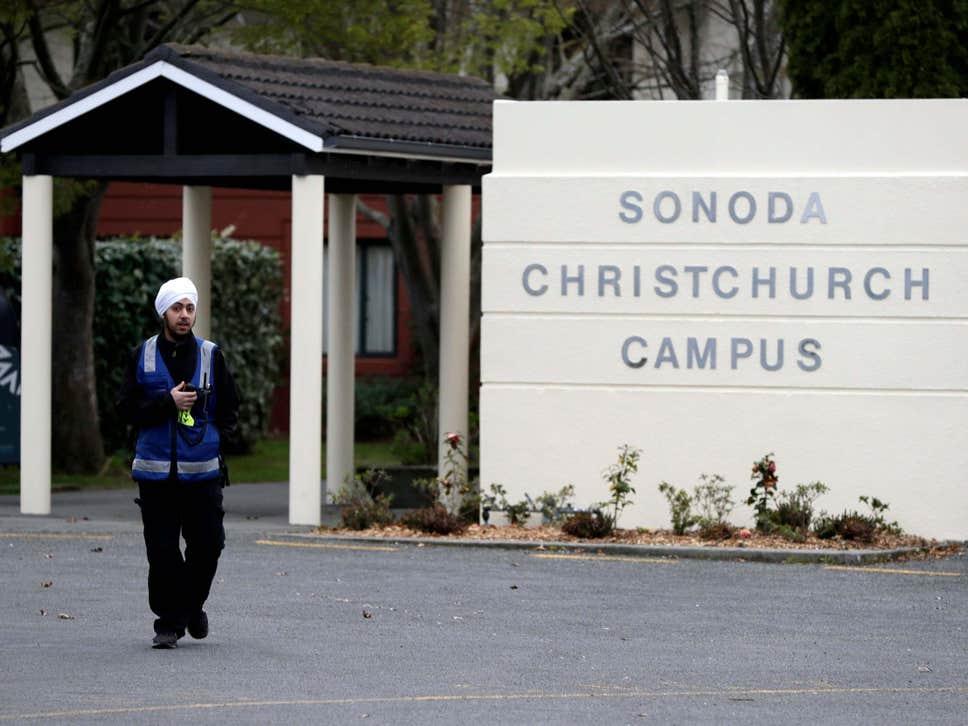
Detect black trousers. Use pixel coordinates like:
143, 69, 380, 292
136, 478, 225, 634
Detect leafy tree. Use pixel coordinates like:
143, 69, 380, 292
231, 0, 436, 65
780, 0, 968, 97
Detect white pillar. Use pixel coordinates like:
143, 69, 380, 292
182, 186, 212, 339
289, 175, 325, 525
437, 185, 471, 508
20, 175, 53, 515
326, 194, 356, 501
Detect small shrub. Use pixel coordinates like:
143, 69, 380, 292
598, 444, 641, 532
505, 498, 531, 526
692, 473, 735, 528
458, 484, 481, 525
333, 469, 395, 530
658, 482, 696, 535
482, 483, 531, 525
561, 510, 612, 539
531, 485, 576, 525
338, 496, 394, 530
659, 474, 733, 535
813, 495, 900, 543
836, 513, 877, 543
400, 504, 466, 535
770, 523, 807, 543
771, 481, 828, 532
698, 521, 735, 541
860, 495, 903, 535
813, 512, 877, 543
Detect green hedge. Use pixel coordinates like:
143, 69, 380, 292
0, 236, 284, 454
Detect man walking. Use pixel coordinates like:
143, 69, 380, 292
117, 277, 239, 649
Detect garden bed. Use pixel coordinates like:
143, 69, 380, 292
320, 521, 960, 557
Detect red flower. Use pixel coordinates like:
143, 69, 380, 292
444, 432, 462, 449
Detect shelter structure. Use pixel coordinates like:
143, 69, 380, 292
0, 44, 495, 524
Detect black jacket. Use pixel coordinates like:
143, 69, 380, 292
116, 332, 240, 440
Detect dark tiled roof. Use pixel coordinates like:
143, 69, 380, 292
149, 44, 496, 153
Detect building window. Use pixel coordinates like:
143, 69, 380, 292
323, 243, 396, 356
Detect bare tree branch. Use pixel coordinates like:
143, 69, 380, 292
26, 2, 71, 99
356, 197, 391, 229
185, 10, 237, 45
143, 0, 202, 54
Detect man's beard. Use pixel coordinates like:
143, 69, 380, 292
164, 318, 193, 340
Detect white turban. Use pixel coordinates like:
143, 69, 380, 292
155, 277, 198, 317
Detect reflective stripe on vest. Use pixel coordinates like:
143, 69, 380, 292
199, 339, 215, 387
143, 335, 214, 382
143, 335, 158, 373
132, 457, 220, 475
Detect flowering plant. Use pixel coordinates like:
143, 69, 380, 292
439, 432, 466, 498
599, 444, 641, 530
746, 452, 778, 530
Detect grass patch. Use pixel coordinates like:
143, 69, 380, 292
0, 437, 406, 494
0, 455, 133, 496
227, 437, 405, 482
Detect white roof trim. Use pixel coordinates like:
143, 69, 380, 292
1, 60, 324, 153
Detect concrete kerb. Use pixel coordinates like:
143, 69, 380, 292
263, 531, 931, 565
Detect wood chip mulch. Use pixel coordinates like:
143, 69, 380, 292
319, 523, 964, 559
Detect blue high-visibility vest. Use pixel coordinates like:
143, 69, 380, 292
131, 335, 221, 482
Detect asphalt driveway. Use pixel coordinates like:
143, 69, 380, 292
0, 485, 965, 724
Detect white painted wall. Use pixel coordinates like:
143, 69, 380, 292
481, 98, 968, 539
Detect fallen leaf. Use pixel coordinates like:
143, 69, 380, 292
917, 665, 932, 673
38, 609, 47, 616
44, 553, 53, 559
362, 609, 373, 619
510, 585, 518, 590
276, 571, 288, 576
57, 613, 74, 620
90, 547, 103, 553
41, 581, 53, 588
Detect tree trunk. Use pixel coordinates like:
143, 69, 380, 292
387, 195, 440, 382
51, 183, 107, 474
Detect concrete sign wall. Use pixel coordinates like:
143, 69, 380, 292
480, 99, 968, 539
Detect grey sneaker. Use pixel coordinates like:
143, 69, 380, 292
151, 630, 179, 649
187, 610, 208, 640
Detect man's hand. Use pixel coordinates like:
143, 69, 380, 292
170, 382, 197, 411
